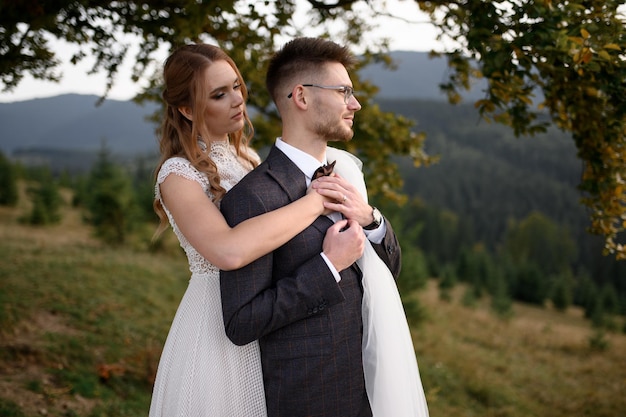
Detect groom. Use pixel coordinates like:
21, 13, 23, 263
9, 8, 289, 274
220, 37, 401, 417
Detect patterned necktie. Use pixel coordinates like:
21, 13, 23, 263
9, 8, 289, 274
312, 160, 336, 180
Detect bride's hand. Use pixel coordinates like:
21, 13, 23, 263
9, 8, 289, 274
311, 175, 374, 226
306, 179, 334, 215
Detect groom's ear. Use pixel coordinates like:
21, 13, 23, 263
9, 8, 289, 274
291, 86, 309, 110
178, 106, 193, 121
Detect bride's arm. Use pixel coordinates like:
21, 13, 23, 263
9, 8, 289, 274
159, 173, 326, 270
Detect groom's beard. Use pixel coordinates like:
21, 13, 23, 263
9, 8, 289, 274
313, 108, 354, 143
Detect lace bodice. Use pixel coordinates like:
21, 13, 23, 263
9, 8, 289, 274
156, 141, 258, 275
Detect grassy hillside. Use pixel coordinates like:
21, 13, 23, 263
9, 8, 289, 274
0, 192, 624, 417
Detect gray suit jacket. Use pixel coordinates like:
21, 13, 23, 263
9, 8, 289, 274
220, 146, 401, 417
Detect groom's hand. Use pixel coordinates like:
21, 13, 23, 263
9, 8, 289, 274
322, 219, 365, 271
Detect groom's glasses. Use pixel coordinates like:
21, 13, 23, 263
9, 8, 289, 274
288, 84, 355, 104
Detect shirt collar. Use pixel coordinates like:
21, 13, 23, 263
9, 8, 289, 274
275, 137, 327, 181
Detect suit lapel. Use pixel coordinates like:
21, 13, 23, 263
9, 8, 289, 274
265, 146, 306, 202
265, 146, 332, 234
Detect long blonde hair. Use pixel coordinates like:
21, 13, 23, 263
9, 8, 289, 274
153, 44, 257, 239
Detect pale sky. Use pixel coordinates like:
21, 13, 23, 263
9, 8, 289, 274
0, 1, 439, 103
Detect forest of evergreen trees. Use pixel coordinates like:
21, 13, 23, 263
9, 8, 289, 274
1, 98, 624, 334
373, 99, 625, 329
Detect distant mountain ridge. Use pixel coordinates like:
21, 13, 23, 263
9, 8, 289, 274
0, 94, 161, 156
0, 51, 483, 156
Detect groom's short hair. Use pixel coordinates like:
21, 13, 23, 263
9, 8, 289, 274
265, 37, 357, 105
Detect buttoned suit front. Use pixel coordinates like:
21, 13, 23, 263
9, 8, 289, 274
220, 145, 401, 417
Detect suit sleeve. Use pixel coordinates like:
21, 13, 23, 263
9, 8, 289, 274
219, 182, 346, 346
371, 215, 402, 279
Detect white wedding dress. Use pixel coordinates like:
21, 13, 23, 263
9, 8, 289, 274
328, 147, 429, 417
149, 141, 267, 417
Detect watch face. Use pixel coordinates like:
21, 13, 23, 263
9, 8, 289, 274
365, 207, 382, 230
373, 208, 382, 223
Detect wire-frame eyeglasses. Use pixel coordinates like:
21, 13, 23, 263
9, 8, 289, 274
287, 84, 355, 104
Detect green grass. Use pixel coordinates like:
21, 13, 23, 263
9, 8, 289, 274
0, 398, 26, 417
0, 200, 189, 416
410, 286, 626, 417
1, 199, 625, 417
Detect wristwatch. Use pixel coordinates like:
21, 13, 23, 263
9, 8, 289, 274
363, 206, 382, 230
